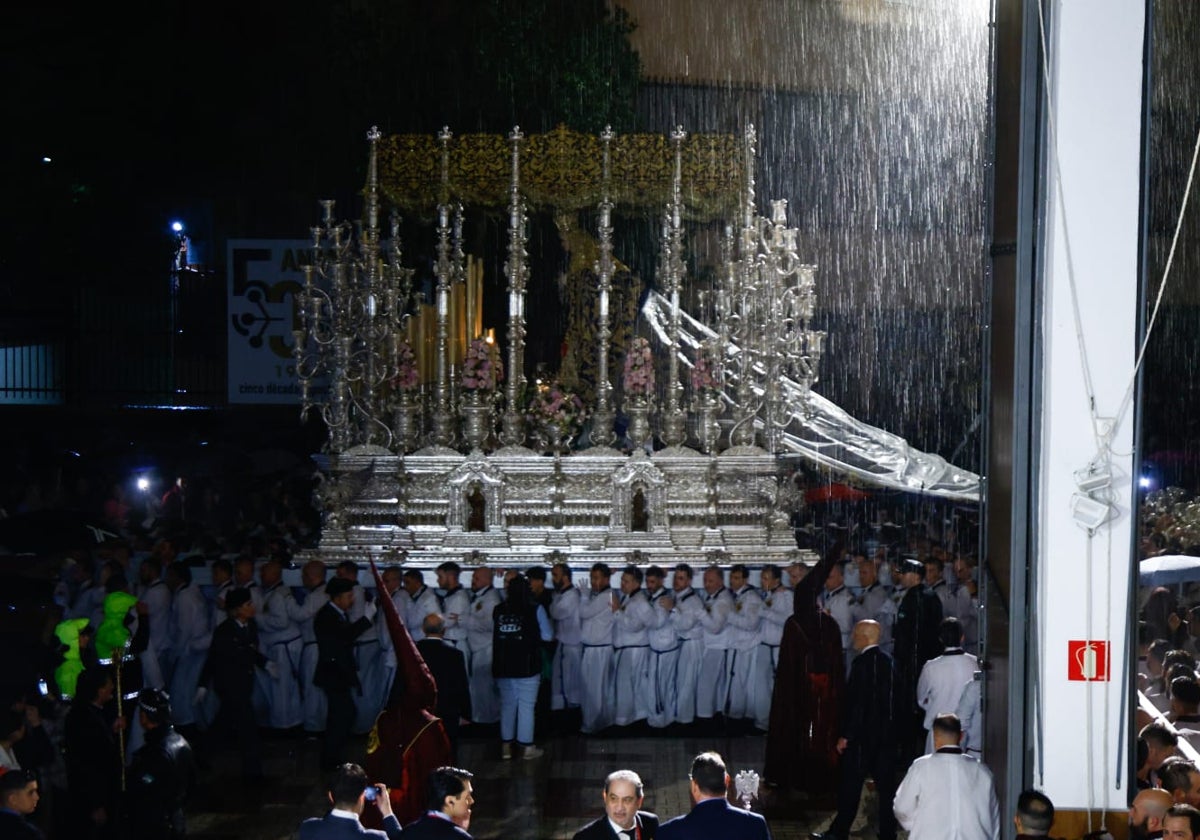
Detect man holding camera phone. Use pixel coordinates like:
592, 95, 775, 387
298, 763, 403, 839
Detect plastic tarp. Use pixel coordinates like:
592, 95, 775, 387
641, 290, 981, 502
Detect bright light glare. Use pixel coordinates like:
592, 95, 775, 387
171, 221, 184, 233
1139, 476, 1152, 489
136, 477, 150, 492
42, 156, 52, 164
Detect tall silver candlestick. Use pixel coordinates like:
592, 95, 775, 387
659, 125, 688, 448
430, 127, 456, 448
500, 126, 528, 447
591, 125, 617, 447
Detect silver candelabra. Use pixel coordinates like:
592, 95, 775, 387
294, 126, 416, 454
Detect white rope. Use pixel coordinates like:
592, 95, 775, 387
1035, 0, 1103, 451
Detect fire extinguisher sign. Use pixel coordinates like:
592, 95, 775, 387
1067, 640, 1110, 681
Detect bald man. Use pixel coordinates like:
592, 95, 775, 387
815, 620, 897, 840
1130, 788, 1174, 840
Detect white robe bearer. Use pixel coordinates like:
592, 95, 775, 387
852, 581, 895, 653
753, 582, 792, 730
917, 648, 978, 753
893, 749, 1000, 840
725, 584, 763, 720
140, 578, 172, 689
291, 584, 329, 733
644, 587, 679, 728
695, 587, 734, 719
578, 586, 616, 733
405, 585, 441, 641
670, 587, 705, 724
168, 581, 210, 727
549, 584, 582, 710
612, 588, 654, 726
439, 586, 471, 649
256, 581, 303, 729
465, 583, 502, 724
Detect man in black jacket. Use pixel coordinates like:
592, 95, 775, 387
126, 688, 196, 840
314, 577, 374, 770
814, 620, 897, 840
891, 556, 943, 765
572, 769, 658, 840
197, 587, 272, 779
417, 614, 472, 760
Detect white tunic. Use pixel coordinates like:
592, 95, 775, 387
696, 587, 734, 719
549, 585, 583, 710
753, 584, 793, 730
578, 587, 616, 733
725, 585, 763, 720
644, 587, 678, 728
167, 582, 210, 727
405, 585, 441, 640
439, 586, 471, 648
917, 649, 979, 752
823, 584, 855, 673
670, 587, 705, 724
289, 584, 329, 732
464, 585, 502, 724
139, 579, 172, 689
256, 581, 303, 729
612, 589, 653, 725
893, 750, 1000, 840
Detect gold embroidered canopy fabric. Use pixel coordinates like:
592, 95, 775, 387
377, 125, 742, 217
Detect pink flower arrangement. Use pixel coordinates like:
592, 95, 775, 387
527, 382, 585, 433
462, 338, 504, 391
690, 343, 722, 395
391, 340, 419, 391
622, 337, 656, 396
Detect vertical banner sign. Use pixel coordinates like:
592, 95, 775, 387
1067, 640, 1109, 682
227, 240, 314, 404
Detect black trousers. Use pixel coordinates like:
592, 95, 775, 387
829, 744, 897, 840
214, 690, 262, 778
322, 686, 356, 768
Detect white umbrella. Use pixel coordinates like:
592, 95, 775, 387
1139, 555, 1200, 587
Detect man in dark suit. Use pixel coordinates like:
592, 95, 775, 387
315, 577, 375, 769
417, 613, 472, 759
403, 766, 476, 839
197, 587, 273, 779
573, 769, 658, 840
658, 752, 771, 840
892, 556, 944, 765
298, 762, 403, 839
813, 620, 897, 840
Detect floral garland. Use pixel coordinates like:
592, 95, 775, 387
527, 382, 586, 434
622, 336, 655, 397
391, 340, 419, 391
690, 342, 722, 396
462, 338, 504, 391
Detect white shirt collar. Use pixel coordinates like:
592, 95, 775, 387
608, 817, 636, 836
329, 808, 359, 821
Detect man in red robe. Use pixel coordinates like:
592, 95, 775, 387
363, 560, 453, 828
764, 539, 846, 800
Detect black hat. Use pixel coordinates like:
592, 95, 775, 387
326, 577, 355, 597
225, 587, 252, 611
137, 688, 171, 725
898, 556, 924, 576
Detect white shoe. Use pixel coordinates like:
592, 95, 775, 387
501, 743, 513, 760
523, 745, 544, 760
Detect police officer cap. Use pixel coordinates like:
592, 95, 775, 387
898, 555, 924, 576
225, 587, 252, 611
138, 687, 172, 725
326, 577, 355, 597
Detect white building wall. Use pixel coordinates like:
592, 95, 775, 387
1036, 0, 1145, 811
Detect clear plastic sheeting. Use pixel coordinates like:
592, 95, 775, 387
642, 291, 982, 502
